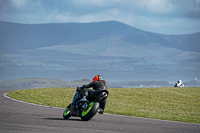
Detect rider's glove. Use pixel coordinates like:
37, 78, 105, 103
76, 87, 82, 92
82, 85, 87, 88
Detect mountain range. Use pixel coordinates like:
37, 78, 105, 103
0, 21, 200, 83
0, 77, 199, 89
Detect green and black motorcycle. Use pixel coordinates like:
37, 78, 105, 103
63, 87, 109, 121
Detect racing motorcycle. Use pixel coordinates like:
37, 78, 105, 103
63, 87, 109, 121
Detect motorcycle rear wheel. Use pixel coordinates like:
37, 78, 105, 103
80, 102, 99, 121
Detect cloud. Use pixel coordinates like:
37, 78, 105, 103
71, 0, 124, 7
0, 0, 200, 34
72, 0, 108, 6
195, 0, 200, 9
10, 0, 28, 8
185, 11, 200, 19
137, 0, 175, 13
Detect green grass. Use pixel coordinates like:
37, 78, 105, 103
8, 87, 200, 124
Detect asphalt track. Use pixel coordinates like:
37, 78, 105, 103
1, 89, 200, 133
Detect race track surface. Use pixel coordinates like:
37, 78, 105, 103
1, 89, 200, 133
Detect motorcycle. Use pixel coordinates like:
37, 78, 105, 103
63, 87, 109, 121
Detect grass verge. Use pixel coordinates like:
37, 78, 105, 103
8, 87, 200, 124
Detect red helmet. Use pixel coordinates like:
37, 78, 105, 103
93, 75, 102, 81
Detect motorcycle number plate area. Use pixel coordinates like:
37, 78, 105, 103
82, 102, 94, 116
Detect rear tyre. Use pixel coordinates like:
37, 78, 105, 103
63, 107, 71, 119
81, 102, 99, 121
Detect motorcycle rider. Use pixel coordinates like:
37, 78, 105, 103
78, 75, 107, 114
174, 80, 184, 87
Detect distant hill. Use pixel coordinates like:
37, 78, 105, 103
184, 80, 200, 87
0, 78, 91, 89
1, 77, 199, 89
0, 21, 199, 82
1, 21, 200, 53
0, 77, 173, 89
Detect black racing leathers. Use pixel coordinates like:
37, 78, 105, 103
82, 80, 107, 91
81, 80, 107, 111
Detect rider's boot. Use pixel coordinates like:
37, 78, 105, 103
98, 102, 106, 114
98, 108, 104, 114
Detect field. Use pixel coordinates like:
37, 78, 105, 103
8, 87, 200, 124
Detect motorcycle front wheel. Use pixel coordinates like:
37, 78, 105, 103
63, 107, 71, 119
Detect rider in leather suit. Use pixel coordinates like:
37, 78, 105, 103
80, 75, 107, 114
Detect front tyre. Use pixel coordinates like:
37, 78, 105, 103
63, 107, 71, 119
81, 102, 99, 121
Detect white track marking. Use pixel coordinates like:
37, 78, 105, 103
3, 92, 64, 109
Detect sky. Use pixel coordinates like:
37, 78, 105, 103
0, 0, 200, 35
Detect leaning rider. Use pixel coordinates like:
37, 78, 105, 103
79, 75, 108, 114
